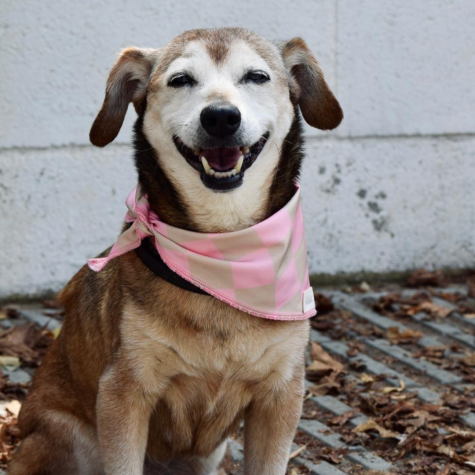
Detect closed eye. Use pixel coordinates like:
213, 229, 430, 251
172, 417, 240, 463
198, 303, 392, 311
168, 73, 196, 88
242, 70, 270, 85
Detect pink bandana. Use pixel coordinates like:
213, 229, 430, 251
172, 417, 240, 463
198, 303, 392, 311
88, 185, 316, 321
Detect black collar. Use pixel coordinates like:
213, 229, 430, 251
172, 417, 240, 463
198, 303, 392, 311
134, 238, 209, 295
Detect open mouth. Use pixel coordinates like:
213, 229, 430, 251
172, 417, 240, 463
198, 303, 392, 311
173, 133, 270, 192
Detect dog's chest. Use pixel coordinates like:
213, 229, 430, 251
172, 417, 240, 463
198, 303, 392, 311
121, 296, 308, 388
121, 297, 309, 456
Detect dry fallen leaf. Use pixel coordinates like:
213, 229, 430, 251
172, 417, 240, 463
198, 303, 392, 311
468, 278, 475, 299
417, 301, 454, 319
382, 379, 406, 394
435, 466, 450, 475
460, 352, 475, 367
0, 355, 21, 371
353, 419, 401, 439
407, 268, 444, 287
361, 373, 376, 383
387, 327, 424, 344
328, 410, 356, 427
306, 342, 344, 380
314, 293, 334, 315
289, 444, 307, 460
4, 400, 21, 417
437, 445, 456, 458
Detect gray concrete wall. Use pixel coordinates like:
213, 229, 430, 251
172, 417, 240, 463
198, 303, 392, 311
1, 0, 474, 297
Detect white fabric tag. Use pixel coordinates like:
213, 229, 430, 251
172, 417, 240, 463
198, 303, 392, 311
303, 287, 316, 313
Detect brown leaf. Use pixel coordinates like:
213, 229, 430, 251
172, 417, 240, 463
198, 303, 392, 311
468, 278, 475, 299
328, 410, 356, 427
387, 327, 424, 344
346, 342, 361, 357
435, 466, 450, 475
3, 400, 21, 417
314, 293, 334, 315
307, 375, 341, 396
0, 323, 53, 367
407, 268, 444, 287
437, 445, 456, 458
353, 419, 401, 439
306, 342, 344, 380
382, 379, 406, 394
460, 352, 475, 367
433, 291, 465, 304
417, 301, 454, 319
289, 444, 307, 460
361, 373, 376, 383
43, 299, 62, 309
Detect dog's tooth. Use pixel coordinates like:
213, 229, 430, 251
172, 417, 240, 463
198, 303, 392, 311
234, 154, 244, 173
201, 156, 212, 175
231, 169, 237, 176
242, 146, 250, 154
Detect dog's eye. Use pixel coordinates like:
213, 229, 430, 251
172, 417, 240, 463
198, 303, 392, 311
168, 74, 196, 88
243, 70, 270, 84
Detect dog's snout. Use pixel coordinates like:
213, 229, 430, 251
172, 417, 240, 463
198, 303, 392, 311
200, 103, 241, 138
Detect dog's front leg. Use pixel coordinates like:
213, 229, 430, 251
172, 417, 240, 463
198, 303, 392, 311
97, 363, 165, 475
243, 368, 305, 475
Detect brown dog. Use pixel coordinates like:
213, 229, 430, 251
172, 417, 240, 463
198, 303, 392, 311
10, 28, 342, 475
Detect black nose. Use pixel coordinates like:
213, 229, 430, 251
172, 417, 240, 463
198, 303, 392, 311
200, 103, 241, 138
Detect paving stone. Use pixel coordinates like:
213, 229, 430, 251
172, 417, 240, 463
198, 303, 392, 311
298, 419, 394, 472
411, 387, 441, 404
330, 292, 442, 348
4, 368, 32, 385
431, 297, 458, 310
18, 309, 62, 332
291, 443, 349, 475
345, 451, 394, 473
411, 312, 475, 349
294, 456, 348, 475
357, 289, 475, 350
311, 395, 367, 428
452, 311, 475, 331
365, 339, 462, 385
299, 419, 344, 449
311, 329, 419, 388
459, 413, 475, 431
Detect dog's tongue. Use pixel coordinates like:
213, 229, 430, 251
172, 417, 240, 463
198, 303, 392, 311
200, 147, 241, 171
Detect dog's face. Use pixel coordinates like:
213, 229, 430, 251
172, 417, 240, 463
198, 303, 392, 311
90, 28, 342, 228
144, 36, 291, 193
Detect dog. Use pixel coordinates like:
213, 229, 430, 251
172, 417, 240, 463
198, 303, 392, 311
9, 27, 342, 475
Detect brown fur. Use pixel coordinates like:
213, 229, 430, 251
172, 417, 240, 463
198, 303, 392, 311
280, 38, 343, 130
10, 253, 309, 475
10, 27, 342, 475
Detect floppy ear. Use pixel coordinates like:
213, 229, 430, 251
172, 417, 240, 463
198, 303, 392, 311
90, 47, 159, 147
279, 38, 343, 130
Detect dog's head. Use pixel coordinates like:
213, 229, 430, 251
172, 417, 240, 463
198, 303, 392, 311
90, 28, 342, 229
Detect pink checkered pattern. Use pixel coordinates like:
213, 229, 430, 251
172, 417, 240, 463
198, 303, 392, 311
88, 185, 316, 321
